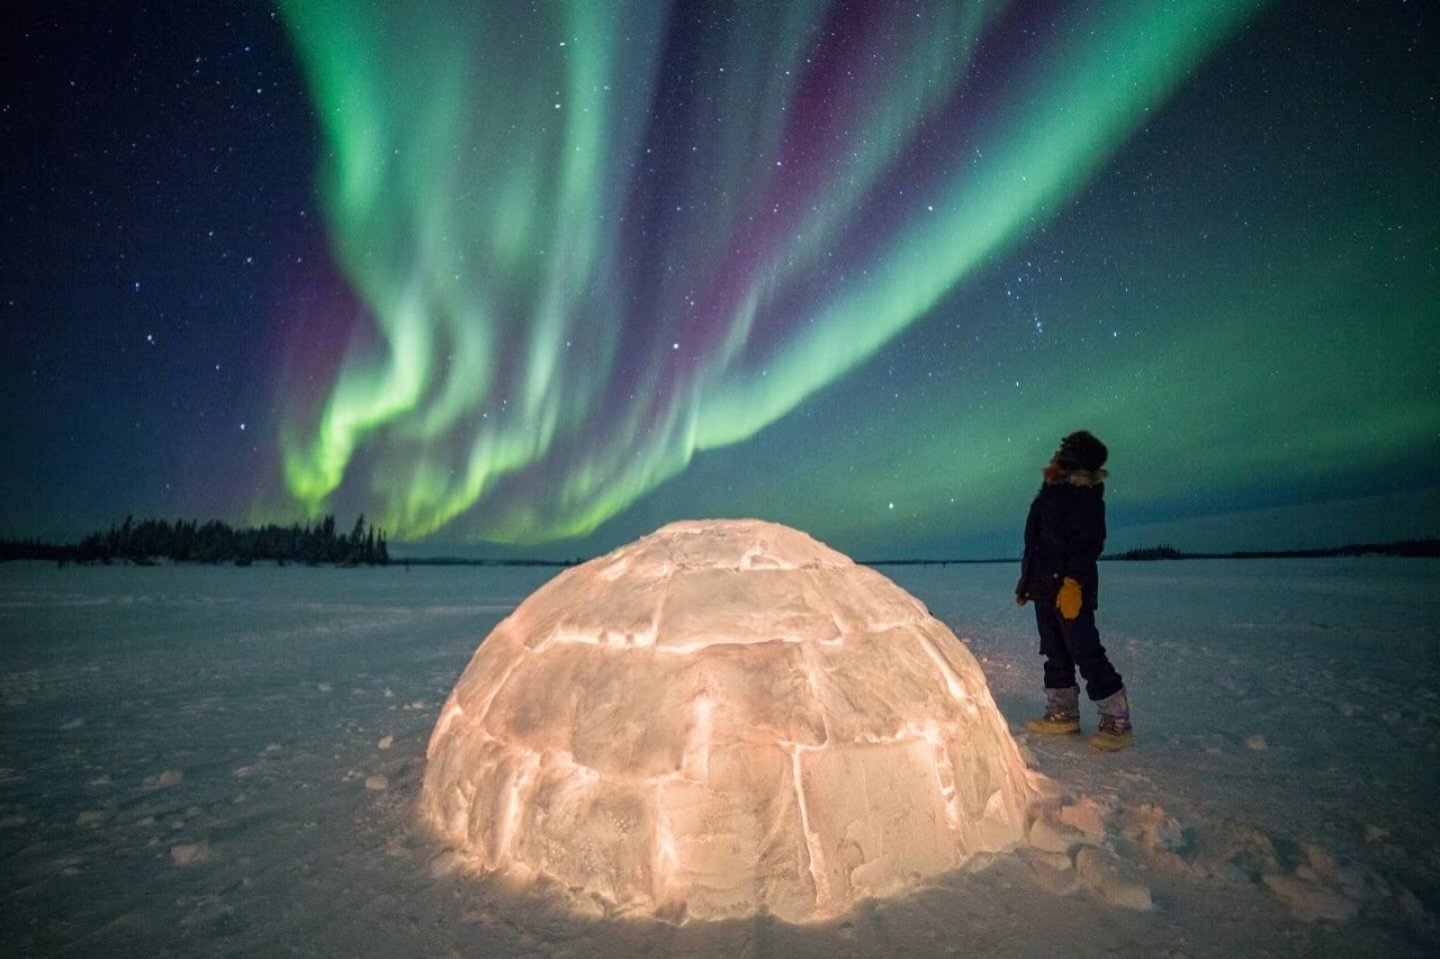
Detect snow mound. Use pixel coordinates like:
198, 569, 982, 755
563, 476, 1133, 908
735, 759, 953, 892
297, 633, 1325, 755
420, 519, 1034, 922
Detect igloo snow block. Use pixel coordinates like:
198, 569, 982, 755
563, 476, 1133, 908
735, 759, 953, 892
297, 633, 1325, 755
420, 519, 1034, 922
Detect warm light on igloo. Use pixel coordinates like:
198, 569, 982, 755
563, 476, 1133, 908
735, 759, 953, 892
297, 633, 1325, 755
420, 519, 1034, 922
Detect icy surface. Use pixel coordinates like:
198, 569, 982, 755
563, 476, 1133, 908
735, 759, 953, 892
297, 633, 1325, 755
1, 556, 1437, 956
420, 520, 1033, 922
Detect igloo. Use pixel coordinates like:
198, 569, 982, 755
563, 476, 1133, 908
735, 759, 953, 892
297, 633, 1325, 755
420, 519, 1034, 922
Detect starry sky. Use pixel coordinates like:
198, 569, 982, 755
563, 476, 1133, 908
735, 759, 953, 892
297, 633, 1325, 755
2, 0, 1435, 559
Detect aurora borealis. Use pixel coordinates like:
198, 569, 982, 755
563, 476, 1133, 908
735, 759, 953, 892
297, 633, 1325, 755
2, 0, 1436, 556
273, 0, 1272, 545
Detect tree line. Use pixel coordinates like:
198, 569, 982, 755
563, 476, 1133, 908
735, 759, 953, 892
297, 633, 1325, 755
0, 515, 389, 566
1108, 539, 1439, 560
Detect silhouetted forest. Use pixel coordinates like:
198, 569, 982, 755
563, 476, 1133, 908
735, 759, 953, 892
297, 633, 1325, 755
1108, 545, 1186, 561
3, 524, 1434, 569
1107, 539, 1440, 560
0, 515, 389, 566
864, 538, 1440, 566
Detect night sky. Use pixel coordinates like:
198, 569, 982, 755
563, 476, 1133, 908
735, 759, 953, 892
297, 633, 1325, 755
2, 0, 1435, 559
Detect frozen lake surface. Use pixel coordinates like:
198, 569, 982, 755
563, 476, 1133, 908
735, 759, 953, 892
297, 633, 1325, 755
1, 559, 1437, 956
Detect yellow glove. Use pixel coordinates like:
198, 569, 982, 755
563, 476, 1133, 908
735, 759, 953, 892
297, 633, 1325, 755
1056, 577, 1082, 620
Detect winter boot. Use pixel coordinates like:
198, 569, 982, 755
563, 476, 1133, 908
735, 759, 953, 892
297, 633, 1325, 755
1025, 686, 1081, 735
1090, 687, 1132, 752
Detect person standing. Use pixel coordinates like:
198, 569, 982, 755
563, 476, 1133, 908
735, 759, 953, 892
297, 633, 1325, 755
1015, 431, 1132, 751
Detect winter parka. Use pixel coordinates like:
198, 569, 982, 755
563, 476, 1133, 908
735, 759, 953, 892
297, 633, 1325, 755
1015, 475, 1107, 609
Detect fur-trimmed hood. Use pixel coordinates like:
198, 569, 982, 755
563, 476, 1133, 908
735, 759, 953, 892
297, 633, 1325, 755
1043, 464, 1108, 487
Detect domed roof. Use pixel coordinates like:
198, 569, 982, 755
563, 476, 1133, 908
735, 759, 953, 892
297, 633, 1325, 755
421, 519, 1033, 922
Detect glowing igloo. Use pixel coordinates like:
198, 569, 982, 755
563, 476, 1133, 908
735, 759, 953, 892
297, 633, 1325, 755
420, 519, 1033, 922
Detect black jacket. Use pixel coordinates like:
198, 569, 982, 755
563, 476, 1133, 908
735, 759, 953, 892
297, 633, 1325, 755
1016, 479, 1106, 608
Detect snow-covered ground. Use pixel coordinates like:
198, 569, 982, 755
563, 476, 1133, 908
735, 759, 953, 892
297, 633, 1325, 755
1, 558, 1436, 956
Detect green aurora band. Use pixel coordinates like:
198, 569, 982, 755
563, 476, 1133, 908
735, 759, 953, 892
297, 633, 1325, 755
273, 0, 1276, 544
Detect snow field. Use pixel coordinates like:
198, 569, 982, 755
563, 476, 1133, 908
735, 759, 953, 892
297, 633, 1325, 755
0, 556, 1436, 956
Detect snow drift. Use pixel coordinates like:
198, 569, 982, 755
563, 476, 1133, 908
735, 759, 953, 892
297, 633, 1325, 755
420, 519, 1034, 922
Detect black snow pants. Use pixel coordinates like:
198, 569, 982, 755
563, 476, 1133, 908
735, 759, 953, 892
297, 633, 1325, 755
1035, 602, 1123, 702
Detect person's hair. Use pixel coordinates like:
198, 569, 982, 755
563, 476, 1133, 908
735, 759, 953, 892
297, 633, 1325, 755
1057, 431, 1108, 472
